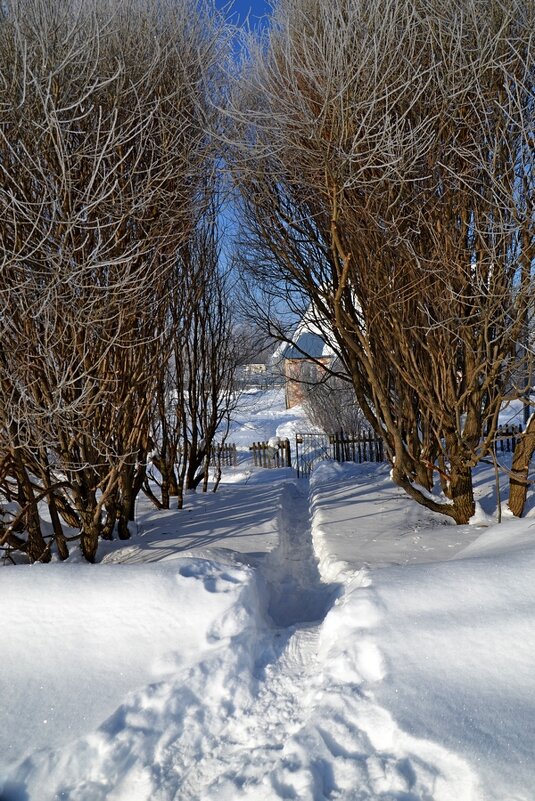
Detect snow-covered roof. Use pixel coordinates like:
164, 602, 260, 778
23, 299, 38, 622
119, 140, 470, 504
272, 309, 336, 363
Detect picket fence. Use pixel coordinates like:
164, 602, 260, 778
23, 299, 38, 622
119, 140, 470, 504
249, 439, 292, 468
219, 423, 524, 478
209, 443, 238, 468
329, 429, 384, 464
294, 429, 383, 477
492, 424, 523, 452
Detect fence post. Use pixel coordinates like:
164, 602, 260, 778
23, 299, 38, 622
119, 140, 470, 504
282, 438, 291, 467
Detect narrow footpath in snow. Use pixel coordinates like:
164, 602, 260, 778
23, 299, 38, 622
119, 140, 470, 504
263, 481, 338, 627
174, 481, 342, 800
160, 480, 482, 801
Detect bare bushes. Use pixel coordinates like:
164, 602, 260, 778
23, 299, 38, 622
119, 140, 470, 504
0, 0, 231, 561
146, 213, 240, 511
230, 0, 534, 522
302, 364, 365, 435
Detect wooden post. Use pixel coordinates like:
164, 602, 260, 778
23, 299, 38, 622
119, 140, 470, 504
282, 438, 291, 467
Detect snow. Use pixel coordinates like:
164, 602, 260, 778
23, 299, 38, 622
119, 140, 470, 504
310, 461, 468, 578
369, 530, 535, 801
227, 387, 309, 447
1, 387, 535, 801
0, 559, 255, 770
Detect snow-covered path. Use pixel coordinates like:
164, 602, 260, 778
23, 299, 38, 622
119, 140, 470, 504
3, 480, 341, 801
263, 482, 337, 627
169, 481, 340, 799
150, 480, 482, 801
176, 480, 482, 801
3, 464, 534, 800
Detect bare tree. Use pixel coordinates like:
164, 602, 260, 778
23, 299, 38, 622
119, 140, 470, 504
146, 213, 241, 510
229, 0, 534, 522
0, 0, 224, 561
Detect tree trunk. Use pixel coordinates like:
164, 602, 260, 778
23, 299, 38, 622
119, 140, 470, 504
508, 415, 535, 517
117, 514, 130, 540
80, 524, 99, 563
116, 466, 138, 540
78, 491, 100, 562
48, 492, 69, 560
117, 491, 131, 540
177, 475, 185, 510
202, 450, 210, 493
101, 498, 118, 540
54, 494, 80, 528
25, 505, 51, 562
168, 468, 179, 497
14, 455, 51, 562
391, 448, 475, 524
161, 483, 170, 509
152, 453, 178, 506
142, 479, 164, 509
186, 452, 204, 491
448, 464, 476, 524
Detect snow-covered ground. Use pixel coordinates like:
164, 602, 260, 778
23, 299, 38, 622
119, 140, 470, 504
227, 386, 311, 448
1, 388, 534, 801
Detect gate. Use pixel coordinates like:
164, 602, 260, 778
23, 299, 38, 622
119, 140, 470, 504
295, 432, 331, 478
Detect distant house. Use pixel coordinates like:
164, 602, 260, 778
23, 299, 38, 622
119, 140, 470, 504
235, 362, 271, 390
243, 363, 267, 376
272, 316, 336, 409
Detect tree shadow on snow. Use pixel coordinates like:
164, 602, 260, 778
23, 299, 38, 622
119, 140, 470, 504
0, 782, 29, 801
108, 481, 286, 562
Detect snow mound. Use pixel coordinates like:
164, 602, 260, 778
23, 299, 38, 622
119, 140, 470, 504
0, 559, 264, 800
310, 459, 535, 801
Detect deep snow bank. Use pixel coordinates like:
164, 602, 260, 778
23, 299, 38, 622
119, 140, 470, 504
0, 558, 266, 798
310, 460, 535, 801
309, 461, 482, 578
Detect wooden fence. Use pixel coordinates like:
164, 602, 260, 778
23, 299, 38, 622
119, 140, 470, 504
492, 424, 523, 452
246, 424, 524, 478
329, 430, 384, 464
249, 439, 292, 468
209, 443, 238, 468
295, 424, 525, 477
328, 426, 522, 463
295, 430, 384, 477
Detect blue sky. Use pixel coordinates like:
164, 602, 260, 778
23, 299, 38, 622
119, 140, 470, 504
214, 0, 272, 27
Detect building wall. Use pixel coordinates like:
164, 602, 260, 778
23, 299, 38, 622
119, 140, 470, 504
284, 357, 332, 409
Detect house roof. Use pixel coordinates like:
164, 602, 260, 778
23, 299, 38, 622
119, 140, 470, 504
272, 310, 337, 363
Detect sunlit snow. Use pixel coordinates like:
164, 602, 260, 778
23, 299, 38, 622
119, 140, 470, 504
1, 388, 534, 801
